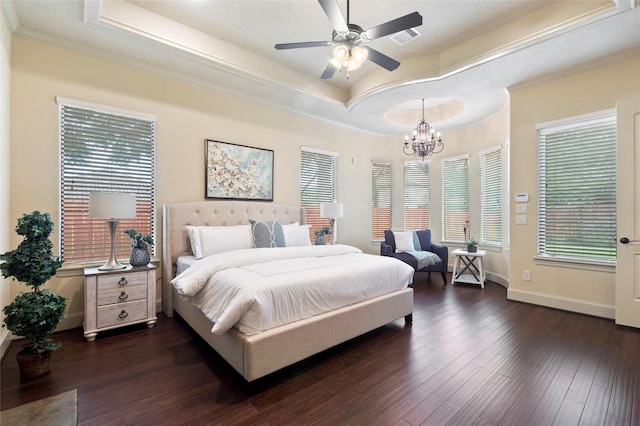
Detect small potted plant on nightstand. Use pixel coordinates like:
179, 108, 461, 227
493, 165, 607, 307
466, 238, 478, 253
123, 229, 154, 267
314, 226, 330, 245
1, 211, 66, 379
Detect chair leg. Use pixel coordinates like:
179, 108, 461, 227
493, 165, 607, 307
441, 270, 448, 284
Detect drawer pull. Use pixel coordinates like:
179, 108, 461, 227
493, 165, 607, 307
118, 310, 129, 320
118, 291, 128, 301
118, 277, 128, 286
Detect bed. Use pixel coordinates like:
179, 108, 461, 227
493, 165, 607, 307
162, 201, 414, 382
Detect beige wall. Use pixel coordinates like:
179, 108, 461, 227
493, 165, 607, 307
8, 36, 392, 331
12, 33, 636, 340
5, 32, 517, 341
508, 55, 640, 317
377, 102, 511, 285
1, 4, 12, 356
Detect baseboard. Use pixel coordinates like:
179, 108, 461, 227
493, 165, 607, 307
486, 272, 508, 288
58, 312, 84, 331
507, 288, 615, 319
447, 266, 510, 289
0, 328, 11, 360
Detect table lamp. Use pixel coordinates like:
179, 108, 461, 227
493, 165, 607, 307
89, 192, 137, 270
320, 202, 344, 244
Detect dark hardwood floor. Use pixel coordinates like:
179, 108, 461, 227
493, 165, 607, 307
2, 274, 640, 425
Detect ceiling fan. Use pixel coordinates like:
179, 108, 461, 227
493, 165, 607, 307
274, 0, 423, 79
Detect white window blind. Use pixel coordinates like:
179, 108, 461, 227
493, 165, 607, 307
372, 162, 392, 241
442, 155, 469, 241
480, 147, 502, 246
60, 101, 156, 264
404, 161, 430, 230
537, 112, 616, 261
300, 148, 338, 242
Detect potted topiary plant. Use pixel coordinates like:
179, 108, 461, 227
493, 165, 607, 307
123, 229, 153, 267
0, 211, 66, 379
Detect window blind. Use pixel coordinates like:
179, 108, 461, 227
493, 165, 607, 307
404, 161, 430, 230
372, 162, 392, 241
537, 113, 616, 261
60, 102, 156, 264
442, 155, 469, 241
480, 147, 502, 246
300, 148, 338, 242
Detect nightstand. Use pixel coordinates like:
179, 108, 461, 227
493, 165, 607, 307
451, 248, 486, 288
83, 264, 157, 341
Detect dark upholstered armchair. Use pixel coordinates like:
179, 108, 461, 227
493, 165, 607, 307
380, 229, 448, 284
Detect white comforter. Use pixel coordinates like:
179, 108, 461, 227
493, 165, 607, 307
171, 245, 414, 335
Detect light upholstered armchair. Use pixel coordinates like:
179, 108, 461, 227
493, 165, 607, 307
380, 229, 448, 284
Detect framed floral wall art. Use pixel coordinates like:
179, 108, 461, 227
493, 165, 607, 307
205, 139, 274, 201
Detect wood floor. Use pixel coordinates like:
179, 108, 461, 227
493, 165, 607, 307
2, 274, 640, 425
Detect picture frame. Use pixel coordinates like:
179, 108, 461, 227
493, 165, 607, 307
205, 139, 274, 201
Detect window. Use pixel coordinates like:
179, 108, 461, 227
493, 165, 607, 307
372, 162, 392, 241
59, 98, 156, 264
480, 146, 503, 246
300, 147, 338, 242
537, 111, 616, 262
404, 161, 430, 230
442, 155, 469, 241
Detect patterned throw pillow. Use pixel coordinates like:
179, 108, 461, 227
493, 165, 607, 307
249, 220, 286, 248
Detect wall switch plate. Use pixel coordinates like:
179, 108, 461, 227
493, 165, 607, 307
516, 215, 527, 225
523, 270, 531, 281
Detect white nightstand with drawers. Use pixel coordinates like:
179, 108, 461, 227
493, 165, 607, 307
83, 265, 157, 342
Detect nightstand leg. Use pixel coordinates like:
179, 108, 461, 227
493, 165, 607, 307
146, 319, 157, 329
84, 332, 97, 342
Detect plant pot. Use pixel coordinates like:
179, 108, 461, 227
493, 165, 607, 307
17, 350, 51, 380
315, 235, 326, 245
466, 244, 477, 253
130, 247, 150, 267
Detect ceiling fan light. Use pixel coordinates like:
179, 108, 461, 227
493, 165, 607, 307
352, 46, 368, 64
332, 45, 349, 62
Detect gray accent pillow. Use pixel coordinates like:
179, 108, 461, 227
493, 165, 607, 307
249, 220, 285, 248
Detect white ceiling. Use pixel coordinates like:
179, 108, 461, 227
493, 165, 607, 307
4, 0, 640, 136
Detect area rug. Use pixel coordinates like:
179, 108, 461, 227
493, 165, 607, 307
0, 389, 77, 425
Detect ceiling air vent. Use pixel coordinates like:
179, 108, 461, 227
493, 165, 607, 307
391, 27, 421, 45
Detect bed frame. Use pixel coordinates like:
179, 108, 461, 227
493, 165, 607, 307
162, 201, 414, 382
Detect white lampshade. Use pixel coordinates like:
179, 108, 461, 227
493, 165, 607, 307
320, 202, 344, 218
89, 192, 137, 219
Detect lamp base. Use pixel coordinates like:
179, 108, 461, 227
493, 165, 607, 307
98, 219, 127, 271
97, 261, 127, 271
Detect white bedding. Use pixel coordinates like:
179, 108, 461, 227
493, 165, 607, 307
171, 245, 414, 335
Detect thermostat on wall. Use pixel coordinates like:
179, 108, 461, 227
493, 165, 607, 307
515, 193, 529, 203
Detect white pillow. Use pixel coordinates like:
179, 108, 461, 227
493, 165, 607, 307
393, 231, 416, 253
282, 223, 312, 247
186, 225, 252, 258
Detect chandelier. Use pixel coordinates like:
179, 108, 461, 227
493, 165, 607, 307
403, 99, 444, 160
329, 45, 368, 79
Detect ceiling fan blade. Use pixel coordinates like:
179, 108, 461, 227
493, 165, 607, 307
318, 0, 348, 32
363, 11, 423, 40
275, 41, 332, 50
363, 46, 400, 71
320, 63, 338, 79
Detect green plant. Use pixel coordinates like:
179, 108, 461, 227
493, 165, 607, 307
0, 211, 66, 354
123, 229, 154, 250
314, 226, 330, 237
467, 237, 478, 246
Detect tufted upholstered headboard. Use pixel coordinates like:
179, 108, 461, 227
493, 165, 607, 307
162, 201, 306, 316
